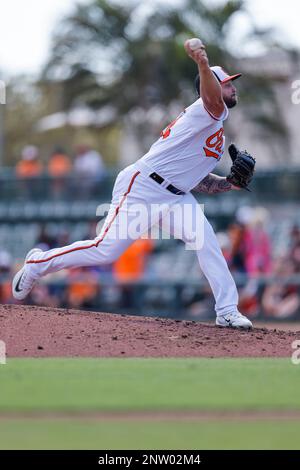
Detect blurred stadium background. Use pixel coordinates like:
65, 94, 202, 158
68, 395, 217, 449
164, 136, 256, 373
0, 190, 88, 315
1, 0, 300, 322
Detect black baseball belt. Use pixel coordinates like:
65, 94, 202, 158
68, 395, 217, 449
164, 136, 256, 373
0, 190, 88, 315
149, 172, 185, 195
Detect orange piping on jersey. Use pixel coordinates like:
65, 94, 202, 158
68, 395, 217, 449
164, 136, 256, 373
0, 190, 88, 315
26, 171, 140, 265
203, 103, 224, 122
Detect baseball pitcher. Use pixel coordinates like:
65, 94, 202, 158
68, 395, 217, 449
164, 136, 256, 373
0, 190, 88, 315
13, 39, 255, 329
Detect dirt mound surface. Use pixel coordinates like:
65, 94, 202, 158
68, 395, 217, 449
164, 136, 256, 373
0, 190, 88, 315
1, 305, 299, 358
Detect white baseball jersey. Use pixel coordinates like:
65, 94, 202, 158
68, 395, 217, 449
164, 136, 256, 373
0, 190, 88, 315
139, 98, 229, 192
19, 97, 239, 317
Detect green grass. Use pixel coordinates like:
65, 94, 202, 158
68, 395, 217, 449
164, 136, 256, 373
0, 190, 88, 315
1, 420, 300, 450
0, 358, 299, 411
0, 358, 299, 449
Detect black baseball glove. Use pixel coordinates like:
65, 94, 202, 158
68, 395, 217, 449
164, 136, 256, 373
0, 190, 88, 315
226, 144, 256, 191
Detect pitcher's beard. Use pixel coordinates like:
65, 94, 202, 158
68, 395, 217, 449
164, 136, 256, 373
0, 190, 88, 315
224, 96, 237, 109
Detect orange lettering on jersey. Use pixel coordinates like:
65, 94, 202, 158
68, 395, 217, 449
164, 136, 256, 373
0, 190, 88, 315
161, 111, 186, 139
203, 127, 224, 159
204, 148, 220, 159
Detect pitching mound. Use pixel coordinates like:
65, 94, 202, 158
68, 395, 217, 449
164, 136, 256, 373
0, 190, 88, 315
1, 304, 299, 358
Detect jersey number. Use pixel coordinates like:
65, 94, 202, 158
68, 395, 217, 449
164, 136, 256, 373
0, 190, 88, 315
161, 111, 185, 139
203, 128, 224, 159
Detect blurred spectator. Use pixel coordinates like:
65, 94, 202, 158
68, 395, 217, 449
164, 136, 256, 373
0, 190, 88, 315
74, 145, 105, 176
229, 206, 272, 276
0, 250, 13, 303
48, 147, 72, 198
185, 284, 215, 320
56, 229, 70, 248
113, 238, 153, 282
244, 207, 272, 275
73, 145, 106, 198
36, 225, 57, 251
28, 284, 59, 308
15, 145, 44, 198
289, 224, 300, 272
261, 257, 300, 318
238, 279, 261, 318
0, 250, 12, 272
227, 222, 247, 274
113, 238, 153, 309
15, 146, 43, 178
66, 267, 99, 309
290, 224, 300, 246
48, 147, 72, 177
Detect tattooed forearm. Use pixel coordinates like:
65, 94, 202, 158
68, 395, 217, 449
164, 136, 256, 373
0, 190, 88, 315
192, 173, 232, 194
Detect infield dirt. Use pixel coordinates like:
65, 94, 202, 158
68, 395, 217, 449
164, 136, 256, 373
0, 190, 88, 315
1, 304, 299, 358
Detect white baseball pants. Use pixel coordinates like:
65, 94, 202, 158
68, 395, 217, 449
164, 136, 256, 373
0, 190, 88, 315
26, 163, 238, 316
